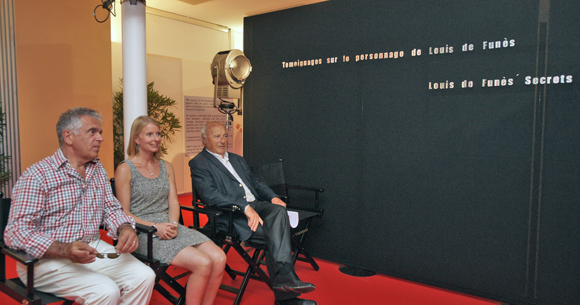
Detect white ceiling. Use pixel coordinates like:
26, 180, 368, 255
145, 0, 328, 33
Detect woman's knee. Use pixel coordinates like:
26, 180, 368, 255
198, 252, 214, 270
179, 249, 213, 273
212, 249, 227, 269
196, 242, 227, 271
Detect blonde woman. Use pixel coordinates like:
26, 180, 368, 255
115, 116, 226, 305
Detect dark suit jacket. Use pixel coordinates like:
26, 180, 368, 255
189, 148, 278, 241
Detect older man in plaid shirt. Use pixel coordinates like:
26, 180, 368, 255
4, 107, 155, 305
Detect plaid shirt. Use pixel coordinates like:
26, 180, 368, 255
4, 149, 134, 258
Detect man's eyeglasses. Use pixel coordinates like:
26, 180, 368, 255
94, 224, 120, 259
96, 252, 120, 259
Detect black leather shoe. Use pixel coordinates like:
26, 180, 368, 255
276, 297, 317, 305
273, 271, 316, 294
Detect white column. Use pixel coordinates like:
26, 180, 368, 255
121, 0, 147, 157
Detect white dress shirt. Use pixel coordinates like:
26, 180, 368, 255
206, 149, 256, 203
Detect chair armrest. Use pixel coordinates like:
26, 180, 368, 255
181, 203, 244, 239
1, 242, 39, 296
1, 244, 38, 266
213, 205, 246, 237
201, 204, 244, 215
180, 204, 225, 238
135, 223, 157, 234
285, 184, 324, 211
182, 203, 244, 217
135, 223, 157, 261
286, 184, 324, 193
180, 204, 223, 218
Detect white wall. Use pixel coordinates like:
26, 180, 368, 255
111, 9, 244, 194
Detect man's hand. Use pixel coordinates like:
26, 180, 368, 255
115, 224, 139, 254
244, 206, 263, 232
271, 197, 286, 207
69, 241, 98, 264
43, 240, 97, 264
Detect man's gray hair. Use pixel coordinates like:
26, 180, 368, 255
201, 124, 209, 140
56, 107, 103, 146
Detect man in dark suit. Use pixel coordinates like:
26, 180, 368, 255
189, 121, 316, 305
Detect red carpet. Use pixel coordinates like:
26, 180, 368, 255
152, 250, 503, 305
1, 194, 503, 304
1, 252, 502, 305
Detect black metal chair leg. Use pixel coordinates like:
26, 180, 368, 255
230, 242, 271, 288
291, 218, 320, 271
292, 235, 319, 271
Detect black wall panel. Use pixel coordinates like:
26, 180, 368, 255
243, 1, 580, 304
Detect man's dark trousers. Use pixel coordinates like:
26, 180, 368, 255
245, 200, 300, 300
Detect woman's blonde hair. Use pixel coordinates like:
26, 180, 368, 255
127, 116, 162, 159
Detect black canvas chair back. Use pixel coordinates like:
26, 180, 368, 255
0, 192, 74, 305
250, 161, 288, 198
249, 159, 324, 271
0, 195, 9, 242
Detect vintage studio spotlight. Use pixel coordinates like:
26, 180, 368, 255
210, 49, 252, 126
